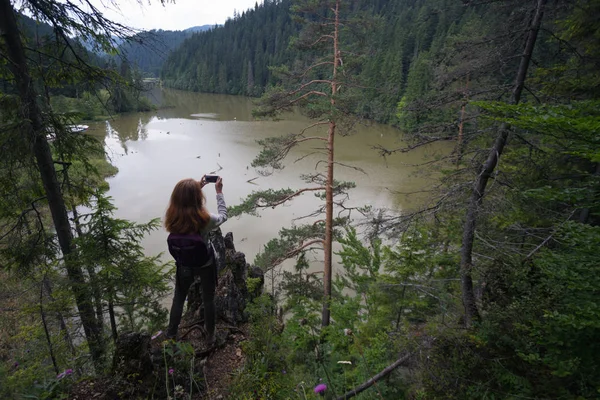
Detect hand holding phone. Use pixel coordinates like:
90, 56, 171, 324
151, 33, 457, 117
205, 175, 219, 183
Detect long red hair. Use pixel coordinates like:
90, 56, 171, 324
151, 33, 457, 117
165, 179, 210, 234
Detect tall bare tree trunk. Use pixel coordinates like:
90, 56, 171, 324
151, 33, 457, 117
66, 173, 105, 330
321, 0, 341, 328
0, 0, 105, 367
108, 293, 118, 343
460, 0, 547, 327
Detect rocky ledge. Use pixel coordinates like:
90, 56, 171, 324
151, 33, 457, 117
73, 230, 262, 400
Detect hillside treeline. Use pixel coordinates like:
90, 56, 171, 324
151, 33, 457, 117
118, 26, 213, 76
161, 0, 296, 97
161, 0, 477, 124
1, 0, 599, 398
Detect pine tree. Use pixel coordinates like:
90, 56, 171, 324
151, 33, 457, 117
231, 0, 375, 327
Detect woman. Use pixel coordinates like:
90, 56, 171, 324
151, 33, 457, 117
164, 175, 227, 344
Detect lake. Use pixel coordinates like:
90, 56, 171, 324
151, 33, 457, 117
88, 88, 447, 275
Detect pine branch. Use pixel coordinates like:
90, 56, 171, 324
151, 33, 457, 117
229, 188, 323, 217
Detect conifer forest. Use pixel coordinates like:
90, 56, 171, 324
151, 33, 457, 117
1, 0, 599, 399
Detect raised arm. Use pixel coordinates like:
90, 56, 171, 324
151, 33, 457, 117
211, 177, 227, 229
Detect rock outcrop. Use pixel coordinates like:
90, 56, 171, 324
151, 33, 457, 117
188, 229, 253, 324
105, 230, 262, 399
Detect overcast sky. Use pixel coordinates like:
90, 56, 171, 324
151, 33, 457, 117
91, 0, 260, 31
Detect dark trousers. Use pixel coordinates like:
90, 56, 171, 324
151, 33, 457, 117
167, 263, 216, 338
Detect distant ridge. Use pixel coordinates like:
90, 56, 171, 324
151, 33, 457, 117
183, 25, 214, 33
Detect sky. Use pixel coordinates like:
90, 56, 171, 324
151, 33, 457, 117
90, 0, 260, 31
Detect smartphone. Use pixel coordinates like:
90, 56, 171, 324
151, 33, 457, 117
205, 175, 219, 183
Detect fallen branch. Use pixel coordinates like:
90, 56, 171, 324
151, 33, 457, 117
335, 353, 412, 400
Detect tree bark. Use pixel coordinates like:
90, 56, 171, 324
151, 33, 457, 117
108, 294, 118, 343
459, 0, 547, 327
70, 188, 105, 330
321, 0, 340, 328
0, 0, 105, 367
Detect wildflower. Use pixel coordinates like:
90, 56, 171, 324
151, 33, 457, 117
282, 370, 286, 374
57, 369, 73, 379
314, 383, 327, 394
175, 385, 184, 395
337, 360, 352, 365
344, 328, 353, 336
168, 368, 174, 375
13, 362, 19, 368
151, 330, 163, 340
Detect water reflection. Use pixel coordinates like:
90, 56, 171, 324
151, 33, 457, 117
147, 88, 255, 121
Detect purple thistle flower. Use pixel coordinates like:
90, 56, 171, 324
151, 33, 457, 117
57, 368, 73, 380
151, 330, 163, 340
314, 383, 327, 394
168, 368, 174, 375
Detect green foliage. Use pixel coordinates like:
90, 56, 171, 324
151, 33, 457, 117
162, 0, 295, 96
232, 228, 430, 399
230, 294, 297, 399
75, 191, 172, 333
3, 2, 600, 399
229, 188, 296, 217
246, 277, 263, 296
253, 223, 325, 271
160, 340, 203, 400
420, 222, 600, 399
476, 100, 600, 164
160, 0, 473, 124
118, 28, 208, 77
512, 223, 600, 392
2, 1, 176, 397
50, 92, 109, 121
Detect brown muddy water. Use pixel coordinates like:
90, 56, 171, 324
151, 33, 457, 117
87, 88, 449, 295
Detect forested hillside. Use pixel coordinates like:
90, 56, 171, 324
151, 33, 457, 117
161, 0, 474, 124
118, 25, 213, 76
162, 0, 297, 97
1, 0, 599, 399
